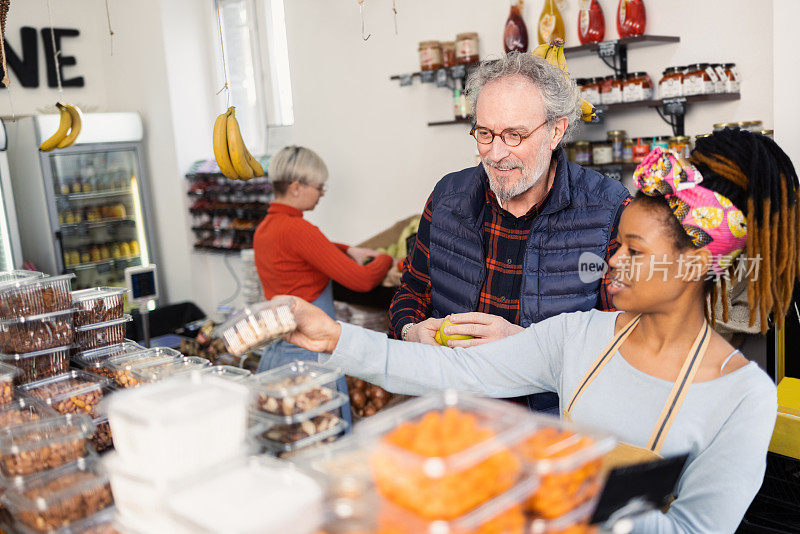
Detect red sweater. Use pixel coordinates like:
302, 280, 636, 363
253, 203, 393, 302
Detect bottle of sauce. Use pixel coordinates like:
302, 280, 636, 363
578, 0, 605, 45
504, 0, 529, 53
616, 0, 646, 38
538, 0, 565, 45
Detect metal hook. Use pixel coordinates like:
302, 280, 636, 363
360, 1, 371, 41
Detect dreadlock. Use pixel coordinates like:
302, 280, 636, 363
689, 128, 799, 333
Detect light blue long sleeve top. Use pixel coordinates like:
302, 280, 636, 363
321, 309, 777, 534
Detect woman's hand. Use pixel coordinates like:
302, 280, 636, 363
443, 312, 524, 348
347, 246, 382, 265
278, 296, 342, 353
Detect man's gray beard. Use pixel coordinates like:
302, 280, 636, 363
483, 147, 551, 204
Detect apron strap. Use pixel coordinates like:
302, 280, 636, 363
646, 321, 712, 454
564, 314, 641, 415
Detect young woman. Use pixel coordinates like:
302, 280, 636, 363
281, 129, 798, 533
253, 145, 393, 374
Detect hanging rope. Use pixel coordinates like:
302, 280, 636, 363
392, 0, 398, 35
214, 0, 231, 107
0, 0, 10, 87
105, 0, 114, 56
45, 0, 64, 98
358, 0, 370, 41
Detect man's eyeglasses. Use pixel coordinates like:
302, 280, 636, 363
469, 121, 548, 147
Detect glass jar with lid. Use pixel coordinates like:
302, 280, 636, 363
632, 137, 651, 163
759, 129, 774, 139
622, 72, 653, 102
581, 77, 602, 106
711, 63, 727, 93
738, 120, 763, 132
700, 63, 721, 93
683, 64, 713, 96
723, 63, 740, 93
695, 133, 711, 143
658, 67, 683, 99
669, 136, 692, 159
455, 33, 480, 65
607, 130, 627, 162
592, 141, 613, 165
441, 42, 456, 68
418, 41, 443, 71
622, 139, 634, 163
601, 75, 623, 105
574, 141, 592, 165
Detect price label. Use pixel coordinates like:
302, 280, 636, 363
399, 74, 413, 87
450, 65, 467, 79
662, 97, 687, 115
435, 68, 448, 87
598, 41, 617, 58
420, 70, 435, 84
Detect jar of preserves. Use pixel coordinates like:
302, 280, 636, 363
738, 120, 763, 132
601, 75, 623, 105
418, 41, 443, 71
669, 136, 692, 159
695, 134, 711, 143
723, 63, 740, 93
623, 139, 634, 162
581, 77, 602, 106
592, 142, 613, 165
658, 67, 683, 99
442, 42, 456, 68
683, 64, 713, 96
711, 63, 727, 93
760, 129, 774, 139
632, 137, 651, 163
622, 72, 653, 102
651, 136, 670, 150
607, 130, 627, 162
701, 63, 720, 93
455, 33, 480, 65
574, 141, 592, 165
713, 122, 739, 132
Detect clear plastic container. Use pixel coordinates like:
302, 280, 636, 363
19, 370, 114, 419
0, 396, 57, 429
2, 456, 113, 532
0, 309, 75, 353
74, 315, 132, 351
0, 273, 73, 320
192, 364, 251, 381
106, 374, 251, 479
216, 299, 297, 356
293, 434, 375, 501
71, 287, 128, 327
250, 360, 344, 418
71, 341, 145, 381
355, 390, 537, 520
0, 362, 18, 405
0, 414, 96, 477
104, 347, 182, 388
166, 455, 323, 534
0, 345, 72, 384
14, 505, 120, 534
127, 356, 212, 384
103, 451, 173, 528
255, 414, 348, 454
518, 416, 616, 519
529, 498, 598, 534
90, 417, 113, 453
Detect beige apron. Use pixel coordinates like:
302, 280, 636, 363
563, 314, 712, 473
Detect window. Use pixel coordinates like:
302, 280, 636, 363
214, 0, 294, 154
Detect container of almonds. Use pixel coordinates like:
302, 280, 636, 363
0, 273, 73, 320
13, 505, 120, 534
0, 345, 72, 384
249, 361, 349, 454
0, 362, 18, 405
2, 456, 114, 532
0, 397, 57, 429
71, 287, 128, 328
73, 315, 132, 352
216, 299, 297, 356
71, 341, 145, 381
18, 370, 114, 419
0, 309, 75, 354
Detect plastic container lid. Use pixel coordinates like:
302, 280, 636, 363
0, 271, 45, 286
105, 347, 182, 372
74, 314, 132, 332
192, 364, 252, 381
254, 390, 348, 425
18, 370, 113, 408
0, 361, 19, 383
519, 415, 616, 475
0, 396, 58, 429
216, 299, 297, 356
0, 307, 75, 327
166, 455, 323, 534
70, 287, 128, 304
128, 356, 212, 383
250, 360, 343, 399
529, 497, 597, 533
0, 344, 72, 362
257, 416, 349, 454
72, 341, 145, 369
0, 414, 95, 455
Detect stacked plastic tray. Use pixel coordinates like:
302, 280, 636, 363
0, 272, 76, 384
249, 361, 350, 457
216, 299, 297, 356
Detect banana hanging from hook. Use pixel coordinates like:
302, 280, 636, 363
532, 39, 597, 123
212, 106, 264, 181
39, 102, 83, 152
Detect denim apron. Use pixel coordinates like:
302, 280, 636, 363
256, 282, 352, 427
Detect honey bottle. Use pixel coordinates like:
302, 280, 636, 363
538, 0, 565, 45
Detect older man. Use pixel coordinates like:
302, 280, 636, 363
389, 53, 631, 411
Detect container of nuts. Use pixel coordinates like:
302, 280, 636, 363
13, 505, 120, 534
249, 361, 350, 454
0, 345, 72, 384
216, 298, 297, 356
71, 287, 128, 328
74, 315, 132, 352
0, 414, 96, 478
71, 341, 145, 381
0, 273, 73, 321
127, 356, 212, 385
0, 309, 75, 354
0, 362, 18, 405
19, 370, 115, 419
104, 349, 182, 389
0, 397, 58, 429
2, 455, 114, 532
89, 417, 113, 454
192, 364, 252, 382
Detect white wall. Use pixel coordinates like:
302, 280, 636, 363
281, 0, 775, 244
774, 0, 800, 165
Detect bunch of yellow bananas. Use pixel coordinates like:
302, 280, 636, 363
39, 103, 82, 152
212, 106, 264, 181
531, 39, 597, 123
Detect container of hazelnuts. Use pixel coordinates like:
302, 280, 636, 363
71, 287, 128, 328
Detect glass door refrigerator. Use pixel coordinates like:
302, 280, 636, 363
4, 113, 158, 292
0, 121, 23, 271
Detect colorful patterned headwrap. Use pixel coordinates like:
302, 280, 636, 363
633, 148, 747, 275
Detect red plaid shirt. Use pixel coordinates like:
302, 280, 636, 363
389, 175, 631, 338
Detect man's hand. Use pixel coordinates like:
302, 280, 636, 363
442, 312, 524, 348
278, 296, 342, 353
404, 317, 444, 345
347, 246, 382, 265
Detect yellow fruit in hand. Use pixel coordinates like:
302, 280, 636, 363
435, 316, 474, 346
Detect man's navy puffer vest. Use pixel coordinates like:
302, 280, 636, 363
428, 148, 630, 326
